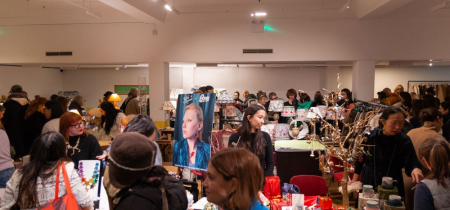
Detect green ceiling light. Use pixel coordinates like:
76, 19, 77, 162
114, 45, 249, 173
264, 25, 277, 32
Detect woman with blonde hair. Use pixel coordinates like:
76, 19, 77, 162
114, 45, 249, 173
204, 148, 268, 210
414, 138, 450, 209
395, 85, 405, 95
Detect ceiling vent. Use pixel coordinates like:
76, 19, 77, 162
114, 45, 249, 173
0, 64, 22, 67
243, 49, 273, 54
46, 51, 73, 56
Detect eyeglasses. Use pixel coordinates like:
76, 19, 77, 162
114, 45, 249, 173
70, 121, 85, 128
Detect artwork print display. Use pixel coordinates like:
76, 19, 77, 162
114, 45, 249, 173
173, 93, 216, 171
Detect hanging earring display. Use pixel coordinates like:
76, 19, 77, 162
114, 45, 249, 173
78, 162, 100, 191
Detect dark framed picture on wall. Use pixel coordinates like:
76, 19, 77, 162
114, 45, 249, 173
172, 93, 216, 171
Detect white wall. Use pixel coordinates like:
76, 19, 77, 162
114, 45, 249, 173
61, 67, 149, 108
0, 66, 63, 100
375, 66, 450, 97
168, 66, 353, 100
169, 67, 183, 89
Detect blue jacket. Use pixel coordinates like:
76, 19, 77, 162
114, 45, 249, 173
173, 139, 210, 170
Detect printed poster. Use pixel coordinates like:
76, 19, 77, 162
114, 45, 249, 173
173, 93, 215, 171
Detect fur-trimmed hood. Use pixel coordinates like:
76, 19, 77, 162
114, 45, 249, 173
6, 93, 29, 106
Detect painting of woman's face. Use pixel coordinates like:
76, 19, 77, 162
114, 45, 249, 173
182, 109, 203, 140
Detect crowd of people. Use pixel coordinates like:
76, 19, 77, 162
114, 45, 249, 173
0, 84, 272, 210
0, 83, 449, 210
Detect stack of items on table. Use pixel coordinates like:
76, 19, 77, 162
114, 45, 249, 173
358, 180, 405, 210
262, 176, 346, 210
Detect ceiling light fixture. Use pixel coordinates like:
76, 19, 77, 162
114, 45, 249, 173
340, 0, 353, 12
429, 63, 433, 66
430, 59, 433, 61
251, 12, 267, 17
164, 4, 172, 11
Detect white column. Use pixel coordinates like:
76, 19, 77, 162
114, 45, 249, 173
148, 61, 169, 123
352, 61, 375, 101
324, 66, 340, 93
182, 67, 194, 94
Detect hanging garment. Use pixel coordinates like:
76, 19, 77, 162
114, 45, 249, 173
437, 85, 446, 102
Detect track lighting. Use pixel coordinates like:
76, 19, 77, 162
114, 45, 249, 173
340, 0, 353, 12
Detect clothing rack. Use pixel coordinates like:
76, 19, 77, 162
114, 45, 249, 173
355, 100, 389, 109
407, 80, 450, 92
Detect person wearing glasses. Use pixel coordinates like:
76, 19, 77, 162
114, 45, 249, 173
107, 133, 188, 210
59, 112, 103, 169
42, 100, 66, 133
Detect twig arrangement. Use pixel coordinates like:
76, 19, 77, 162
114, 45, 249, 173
307, 74, 375, 207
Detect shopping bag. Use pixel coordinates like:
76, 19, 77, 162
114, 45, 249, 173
264, 176, 281, 200
37, 162, 81, 210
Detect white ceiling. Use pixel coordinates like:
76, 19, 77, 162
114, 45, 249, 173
1, 0, 449, 26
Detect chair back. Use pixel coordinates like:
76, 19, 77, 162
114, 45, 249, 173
329, 155, 343, 173
290, 175, 327, 196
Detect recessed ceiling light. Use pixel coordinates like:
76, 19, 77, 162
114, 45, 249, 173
164, 4, 172, 11
430, 59, 433, 61
429, 63, 433, 66
255, 12, 267, 16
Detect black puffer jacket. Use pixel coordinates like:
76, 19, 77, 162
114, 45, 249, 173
115, 170, 188, 210
3, 93, 29, 158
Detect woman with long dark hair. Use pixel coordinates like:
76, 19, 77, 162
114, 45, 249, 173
41, 100, 66, 133
352, 107, 422, 199
0, 132, 93, 209
24, 96, 48, 153
228, 105, 274, 177
59, 112, 103, 169
310, 91, 326, 107
399, 92, 413, 114
100, 102, 126, 139
414, 138, 450, 209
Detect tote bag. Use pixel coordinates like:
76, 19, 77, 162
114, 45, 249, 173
37, 162, 81, 210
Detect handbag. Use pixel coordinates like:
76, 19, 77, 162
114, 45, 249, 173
37, 162, 81, 210
281, 183, 300, 196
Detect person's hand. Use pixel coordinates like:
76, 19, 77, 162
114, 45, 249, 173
96, 155, 106, 161
411, 168, 423, 183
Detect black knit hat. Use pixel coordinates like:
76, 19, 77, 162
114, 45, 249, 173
10, 85, 23, 93
108, 132, 157, 188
